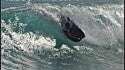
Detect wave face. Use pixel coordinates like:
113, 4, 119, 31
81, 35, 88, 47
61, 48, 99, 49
1, 0, 124, 70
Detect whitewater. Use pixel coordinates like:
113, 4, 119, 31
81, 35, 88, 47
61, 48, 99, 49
1, 0, 124, 70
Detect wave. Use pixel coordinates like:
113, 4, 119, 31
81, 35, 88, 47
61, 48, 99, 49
1, 3, 124, 70
1, 3, 124, 52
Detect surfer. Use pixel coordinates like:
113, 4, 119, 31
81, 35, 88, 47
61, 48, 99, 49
59, 15, 85, 42
59, 16, 73, 37
59, 16, 81, 40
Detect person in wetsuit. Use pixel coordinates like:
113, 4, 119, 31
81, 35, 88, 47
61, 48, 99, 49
59, 16, 74, 38
59, 16, 81, 40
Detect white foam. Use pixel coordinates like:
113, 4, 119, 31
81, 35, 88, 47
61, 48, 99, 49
1, 19, 56, 53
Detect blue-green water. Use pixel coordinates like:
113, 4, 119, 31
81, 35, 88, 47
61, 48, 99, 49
1, 0, 124, 70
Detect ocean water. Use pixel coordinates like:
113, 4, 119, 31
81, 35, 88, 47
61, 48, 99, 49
1, 0, 124, 70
